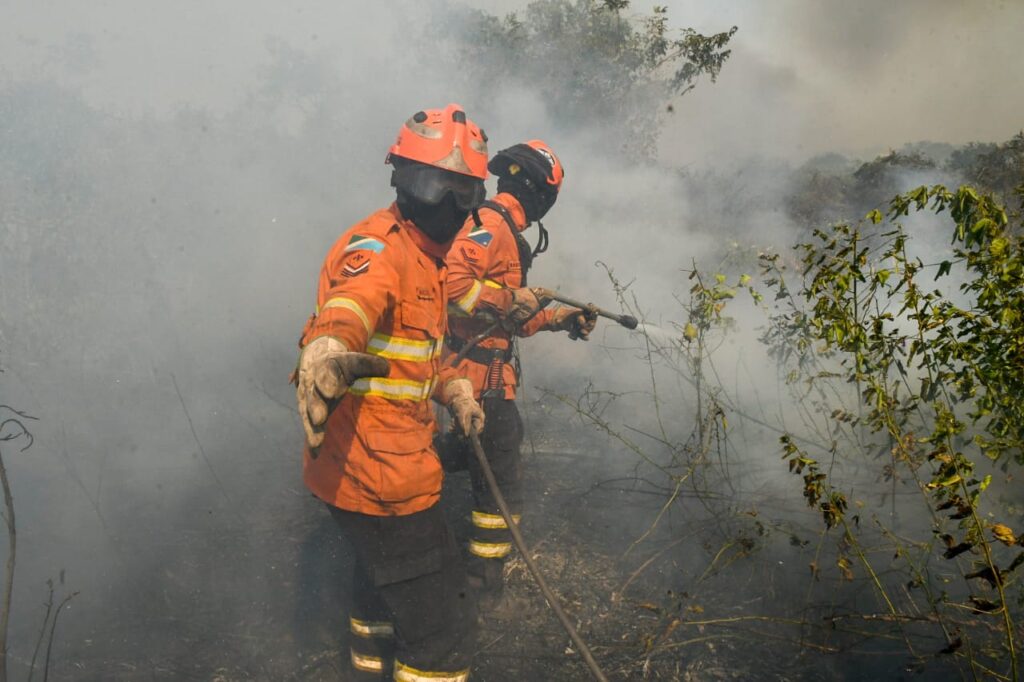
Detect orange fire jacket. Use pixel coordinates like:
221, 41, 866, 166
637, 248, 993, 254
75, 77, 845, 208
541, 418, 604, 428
298, 203, 454, 516
443, 193, 557, 400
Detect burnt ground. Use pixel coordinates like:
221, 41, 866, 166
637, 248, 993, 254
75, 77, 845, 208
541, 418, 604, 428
34, 400, 980, 681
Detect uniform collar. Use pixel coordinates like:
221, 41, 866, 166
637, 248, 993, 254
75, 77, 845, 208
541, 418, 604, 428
388, 203, 452, 259
492, 192, 529, 233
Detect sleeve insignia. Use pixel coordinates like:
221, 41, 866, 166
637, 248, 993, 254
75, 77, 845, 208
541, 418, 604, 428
341, 251, 371, 277
467, 225, 493, 247
344, 234, 386, 254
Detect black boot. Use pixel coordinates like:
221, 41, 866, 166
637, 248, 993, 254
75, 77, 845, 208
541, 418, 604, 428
467, 557, 505, 611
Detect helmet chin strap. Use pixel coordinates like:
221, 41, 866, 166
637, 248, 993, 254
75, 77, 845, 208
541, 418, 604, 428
532, 220, 549, 259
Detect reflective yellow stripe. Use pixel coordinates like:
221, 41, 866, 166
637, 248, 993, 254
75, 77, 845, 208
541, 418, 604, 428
483, 279, 503, 289
472, 510, 520, 530
394, 661, 469, 682
469, 539, 512, 559
350, 617, 394, 638
367, 333, 439, 362
453, 280, 483, 314
351, 649, 385, 673
321, 297, 371, 334
350, 376, 436, 401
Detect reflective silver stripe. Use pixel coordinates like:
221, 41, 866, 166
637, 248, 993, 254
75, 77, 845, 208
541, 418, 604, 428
471, 510, 519, 529
394, 661, 469, 682
350, 617, 394, 638
469, 539, 512, 559
351, 649, 384, 673
367, 333, 438, 362
349, 376, 436, 401
453, 280, 483, 314
321, 297, 371, 333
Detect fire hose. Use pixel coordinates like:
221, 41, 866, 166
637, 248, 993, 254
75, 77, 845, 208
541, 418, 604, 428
532, 288, 638, 331
468, 431, 610, 682
452, 287, 638, 366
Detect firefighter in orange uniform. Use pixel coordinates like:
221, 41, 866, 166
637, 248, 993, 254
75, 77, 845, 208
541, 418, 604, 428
294, 104, 487, 681
439, 140, 597, 601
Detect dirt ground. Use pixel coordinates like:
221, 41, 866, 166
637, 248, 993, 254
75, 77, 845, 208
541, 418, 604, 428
39, 407, 967, 681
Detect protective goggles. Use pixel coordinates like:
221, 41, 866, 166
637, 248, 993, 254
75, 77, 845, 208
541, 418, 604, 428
391, 163, 486, 211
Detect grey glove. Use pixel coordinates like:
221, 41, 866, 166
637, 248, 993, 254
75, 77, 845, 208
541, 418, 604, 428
508, 287, 544, 324
443, 379, 485, 436
550, 305, 598, 341
296, 336, 390, 449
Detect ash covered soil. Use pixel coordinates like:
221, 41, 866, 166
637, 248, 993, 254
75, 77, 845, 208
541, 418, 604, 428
41, 402, 940, 681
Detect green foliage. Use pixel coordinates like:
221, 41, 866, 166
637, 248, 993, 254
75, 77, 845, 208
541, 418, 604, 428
451, 0, 736, 158
763, 184, 1024, 677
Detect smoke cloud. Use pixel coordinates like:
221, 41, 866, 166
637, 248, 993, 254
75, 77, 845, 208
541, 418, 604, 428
1, 1, 1019, 678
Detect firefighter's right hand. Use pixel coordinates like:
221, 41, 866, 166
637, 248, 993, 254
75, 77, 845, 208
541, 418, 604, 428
508, 287, 544, 324
443, 378, 485, 436
296, 336, 390, 449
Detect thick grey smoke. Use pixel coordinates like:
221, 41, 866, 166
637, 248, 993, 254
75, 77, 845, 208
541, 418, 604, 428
657, 0, 1024, 163
1, 1, 1020, 678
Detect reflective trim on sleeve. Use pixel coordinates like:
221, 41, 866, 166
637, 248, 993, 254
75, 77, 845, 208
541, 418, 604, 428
452, 280, 483, 314
483, 279, 503, 289
321, 297, 371, 334
350, 376, 437, 402
350, 617, 394, 638
469, 539, 512, 559
471, 510, 520, 530
394, 661, 470, 682
351, 649, 385, 673
367, 333, 440, 362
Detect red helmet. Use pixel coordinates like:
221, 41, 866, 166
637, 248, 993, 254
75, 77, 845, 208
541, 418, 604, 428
488, 139, 564, 194
387, 104, 488, 210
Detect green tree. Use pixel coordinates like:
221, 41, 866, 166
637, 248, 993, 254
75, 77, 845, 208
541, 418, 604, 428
449, 0, 736, 158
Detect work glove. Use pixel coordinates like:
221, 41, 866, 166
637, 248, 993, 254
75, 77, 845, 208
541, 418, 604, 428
443, 378, 485, 436
507, 287, 544, 324
550, 305, 598, 341
295, 336, 390, 449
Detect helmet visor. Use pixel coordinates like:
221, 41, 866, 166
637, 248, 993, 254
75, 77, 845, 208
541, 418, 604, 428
392, 163, 485, 211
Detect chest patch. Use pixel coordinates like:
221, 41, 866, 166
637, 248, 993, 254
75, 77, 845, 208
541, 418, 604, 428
416, 286, 435, 302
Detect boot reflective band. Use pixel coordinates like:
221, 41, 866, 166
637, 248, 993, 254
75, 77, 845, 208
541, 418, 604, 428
351, 649, 384, 673
350, 617, 394, 638
472, 510, 520, 529
394, 661, 469, 682
469, 539, 512, 558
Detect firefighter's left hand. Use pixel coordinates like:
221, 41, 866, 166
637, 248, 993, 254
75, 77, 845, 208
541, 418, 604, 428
444, 379, 485, 436
551, 305, 598, 341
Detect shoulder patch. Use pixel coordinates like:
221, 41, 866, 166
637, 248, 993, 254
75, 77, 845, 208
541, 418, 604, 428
341, 250, 372, 278
345, 234, 386, 254
467, 224, 493, 248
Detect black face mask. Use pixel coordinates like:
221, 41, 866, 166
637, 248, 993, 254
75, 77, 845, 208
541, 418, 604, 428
497, 177, 556, 223
397, 190, 469, 244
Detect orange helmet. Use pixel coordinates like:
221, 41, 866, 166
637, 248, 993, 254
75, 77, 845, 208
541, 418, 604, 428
488, 139, 564, 194
387, 104, 488, 210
